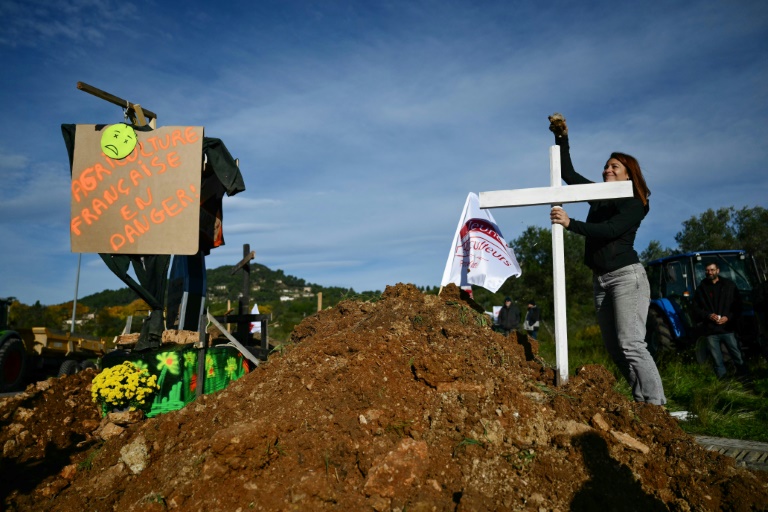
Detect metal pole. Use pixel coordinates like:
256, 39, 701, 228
70, 253, 81, 336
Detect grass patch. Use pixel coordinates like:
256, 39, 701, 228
266, 438, 286, 457
445, 301, 489, 327
485, 344, 510, 367
77, 442, 103, 471
534, 382, 576, 400
140, 492, 166, 505
270, 341, 294, 356
501, 448, 536, 470
453, 437, 486, 457
538, 324, 768, 442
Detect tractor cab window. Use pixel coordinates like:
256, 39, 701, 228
664, 261, 689, 298
695, 255, 755, 292
647, 264, 662, 299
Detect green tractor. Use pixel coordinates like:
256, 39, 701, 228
0, 297, 110, 392
0, 297, 27, 391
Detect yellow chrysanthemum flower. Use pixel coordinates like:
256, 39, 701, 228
91, 360, 160, 412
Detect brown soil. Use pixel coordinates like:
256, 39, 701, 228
2, 283, 767, 511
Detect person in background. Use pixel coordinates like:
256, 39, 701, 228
693, 262, 749, 380
548, 112, 666, 406
523, 300, 540, 339
498, 297, 520, 337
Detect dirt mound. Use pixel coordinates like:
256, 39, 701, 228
2, 283, 767, 511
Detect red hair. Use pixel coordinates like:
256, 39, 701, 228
609, 152, 650, 206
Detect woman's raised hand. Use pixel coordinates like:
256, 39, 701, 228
548, 112, 568, 137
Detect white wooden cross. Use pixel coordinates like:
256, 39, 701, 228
479, 146, 633, 385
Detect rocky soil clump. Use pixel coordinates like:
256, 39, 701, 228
2, 283, 767, 511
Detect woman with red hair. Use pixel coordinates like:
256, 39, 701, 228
548, 113, 665, 406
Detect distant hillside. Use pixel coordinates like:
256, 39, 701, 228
78, 287, 148, 309
205, 262, 314, 305
72, 263, 391, 340
78, 263, 352, 309
10, 264, 437, 341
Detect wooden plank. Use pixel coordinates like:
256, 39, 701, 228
231, 250, 256, 274
77, 81, 158, 120
131, 103, 148, 127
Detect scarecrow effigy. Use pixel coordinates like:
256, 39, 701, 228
60, 83, 265, 417
61, 82, 245, 352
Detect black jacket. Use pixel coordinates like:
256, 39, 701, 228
556, 135, 647, 274
498, 304, 521, 330
693, 277, 741, 334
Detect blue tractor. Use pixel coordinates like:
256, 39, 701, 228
645, 250, 766, 362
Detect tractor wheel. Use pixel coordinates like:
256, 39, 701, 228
79, 360, 97, 371
0, 336, 28, 392
646, 308, 674, 359
694, 337, 741, 366
58, 359, 81, 377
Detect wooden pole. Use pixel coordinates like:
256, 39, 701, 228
232, 244, 254, 345
76, 82, 158, 122
549, 146, 569, 386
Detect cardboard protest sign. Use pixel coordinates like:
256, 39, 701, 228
70, 125, 204, 255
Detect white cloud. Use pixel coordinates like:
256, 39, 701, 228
1, 0, 766, 304
0, 149, 29, 171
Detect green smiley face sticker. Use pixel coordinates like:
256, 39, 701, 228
101, 123, 138, 160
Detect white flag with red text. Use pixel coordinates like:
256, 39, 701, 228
440, 192, 521, 293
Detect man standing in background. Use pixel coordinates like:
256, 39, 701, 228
498, 297, 520, 337
693, 262, 749, 379
523, 300, 540, 339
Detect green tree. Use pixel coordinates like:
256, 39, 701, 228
79, 288, 140, 309
93, 308, 126, 337
675, 207, 738, 251
472, 226, 595, 337
506, 226, 557, 312
733, 206, 768, 272
9, 300, 69, 330
674, 206, 768, 272
640, 240, 675, 263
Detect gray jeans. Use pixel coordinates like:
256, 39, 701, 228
593, 263, 666, 405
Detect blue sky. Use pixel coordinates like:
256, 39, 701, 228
1, 0, 766, 306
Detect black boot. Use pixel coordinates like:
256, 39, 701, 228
134, 310, 165, 352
